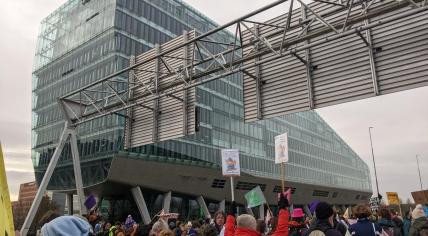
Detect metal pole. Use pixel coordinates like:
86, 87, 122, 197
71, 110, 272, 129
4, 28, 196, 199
70, 129, 87, 215
20, 123, 70, 236
416, 155, 423, 190
230, 176, 235, 201
369, 127, 380, 198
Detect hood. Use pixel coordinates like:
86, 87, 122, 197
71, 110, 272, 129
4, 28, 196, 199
378, 218, 395, 227
412, 216, 428, 228
41, 216, 92, 236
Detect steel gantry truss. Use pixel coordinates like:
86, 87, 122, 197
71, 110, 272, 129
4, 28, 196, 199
59, 0, 428, 127
22, 0, 428, 235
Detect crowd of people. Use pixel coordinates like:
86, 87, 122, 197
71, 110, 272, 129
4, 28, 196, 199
36, 193, 428, 236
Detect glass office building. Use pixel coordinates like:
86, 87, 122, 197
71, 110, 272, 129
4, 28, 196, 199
32, 0, 371, 220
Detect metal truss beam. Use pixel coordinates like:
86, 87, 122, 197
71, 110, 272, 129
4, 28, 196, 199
58, 0, 427, 127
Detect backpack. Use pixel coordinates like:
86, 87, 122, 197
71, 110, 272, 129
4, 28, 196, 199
308, 230, 326, 236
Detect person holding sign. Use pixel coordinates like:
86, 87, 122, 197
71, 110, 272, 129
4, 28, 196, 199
269, 191, 291, 236
225, 190, 291, 236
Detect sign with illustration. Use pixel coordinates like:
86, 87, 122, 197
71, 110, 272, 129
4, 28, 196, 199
221, 149, 240, 176
274, 133, 289, 164
386, 192, 400, 205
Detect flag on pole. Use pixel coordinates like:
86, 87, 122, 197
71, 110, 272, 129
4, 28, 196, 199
0, 143, 15, 236
84, 194, 97, 210
244, 186, 267, 208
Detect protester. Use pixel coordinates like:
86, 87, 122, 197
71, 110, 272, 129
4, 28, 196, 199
289, 208, 308, 236
378, 208, 402, 236
224, 200, 258, 236
402, 211, 411, 236
213, 210, 226, 236
151, 220, 169, 236
391, 210, 404, 236
408, 204, 428, 236
332, 213, 348, 236
200, 224, 220, 236
40, 215, 92, 236
256, 219, 266, 235
159, 229, 175, 236
348, 205, 381, 236
303, 202, 342, 236
269, 192, 290, 236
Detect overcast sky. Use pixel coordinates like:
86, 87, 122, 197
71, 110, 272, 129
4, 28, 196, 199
0, 0, 427, 202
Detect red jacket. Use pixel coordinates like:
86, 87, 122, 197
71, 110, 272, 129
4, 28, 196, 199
271, 209, 289, 236
224, 215, 261, 236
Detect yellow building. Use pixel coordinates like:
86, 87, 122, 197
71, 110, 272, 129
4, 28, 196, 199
0, 143, 15, 236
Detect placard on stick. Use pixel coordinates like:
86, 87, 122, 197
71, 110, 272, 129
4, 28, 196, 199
221, 149, 240, 176
274, 133, 289, 164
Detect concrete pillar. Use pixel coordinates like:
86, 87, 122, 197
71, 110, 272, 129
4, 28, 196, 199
131, 187, 151, 225
219, 200, 225, 212
246, 207, 254, 216
163, 191, 172, 213
259, 205, 265, 220
196, 196, 211, 219
67, 193, 74, 215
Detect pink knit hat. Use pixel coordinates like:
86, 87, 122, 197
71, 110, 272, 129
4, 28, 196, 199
292, 208, 305, 218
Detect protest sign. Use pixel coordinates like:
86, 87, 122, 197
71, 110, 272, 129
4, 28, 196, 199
274, 133, 289, 164
245, 186, 267, 208
221, 149, 240, 176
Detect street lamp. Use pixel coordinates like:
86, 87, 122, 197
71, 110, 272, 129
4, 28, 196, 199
369, 127, 381, 199
416, 154, 423, 190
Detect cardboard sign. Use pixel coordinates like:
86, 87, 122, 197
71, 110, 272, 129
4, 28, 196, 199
386, 192, 400, 205
369, 197, 380, 211
221, 149, 240, 176
411, 190, 428, 205
274, 133, 289, 164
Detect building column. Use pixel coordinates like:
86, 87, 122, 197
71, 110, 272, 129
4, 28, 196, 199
219, 200, 225, 212
258, 205, 265, 220
196, 196, 211, 219
246, 207, 254, 216
66, 193, 73, 215
163, 191, 172, 213
131, 187, 151, 225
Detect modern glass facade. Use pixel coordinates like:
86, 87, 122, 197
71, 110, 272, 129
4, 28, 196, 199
32, 0, 371, 196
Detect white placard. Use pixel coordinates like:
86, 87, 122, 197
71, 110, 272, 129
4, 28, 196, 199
274, 133, 289, 164
221, 149, 240, 176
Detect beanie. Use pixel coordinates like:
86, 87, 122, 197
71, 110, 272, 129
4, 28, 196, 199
412, 204, 426, 220
41, 215, 91, 236
315, 202, 334, 220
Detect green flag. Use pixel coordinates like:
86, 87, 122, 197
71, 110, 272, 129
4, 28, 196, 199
245, 186, 266, 208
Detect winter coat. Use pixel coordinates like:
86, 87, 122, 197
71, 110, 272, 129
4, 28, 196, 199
289, 220, 308, 236
224, 215, 261, 236
402, 218, 411, 236
408, 216, 428, 236
303, 220, 342, 236
348, 218, 381, 236
271, 209, 290, 236
378, 218, 402, 236
333, 219, 348, 236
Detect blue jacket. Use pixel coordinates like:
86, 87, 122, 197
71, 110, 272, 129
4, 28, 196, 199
403, 218, 411, 236
348, 218, 381, 236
